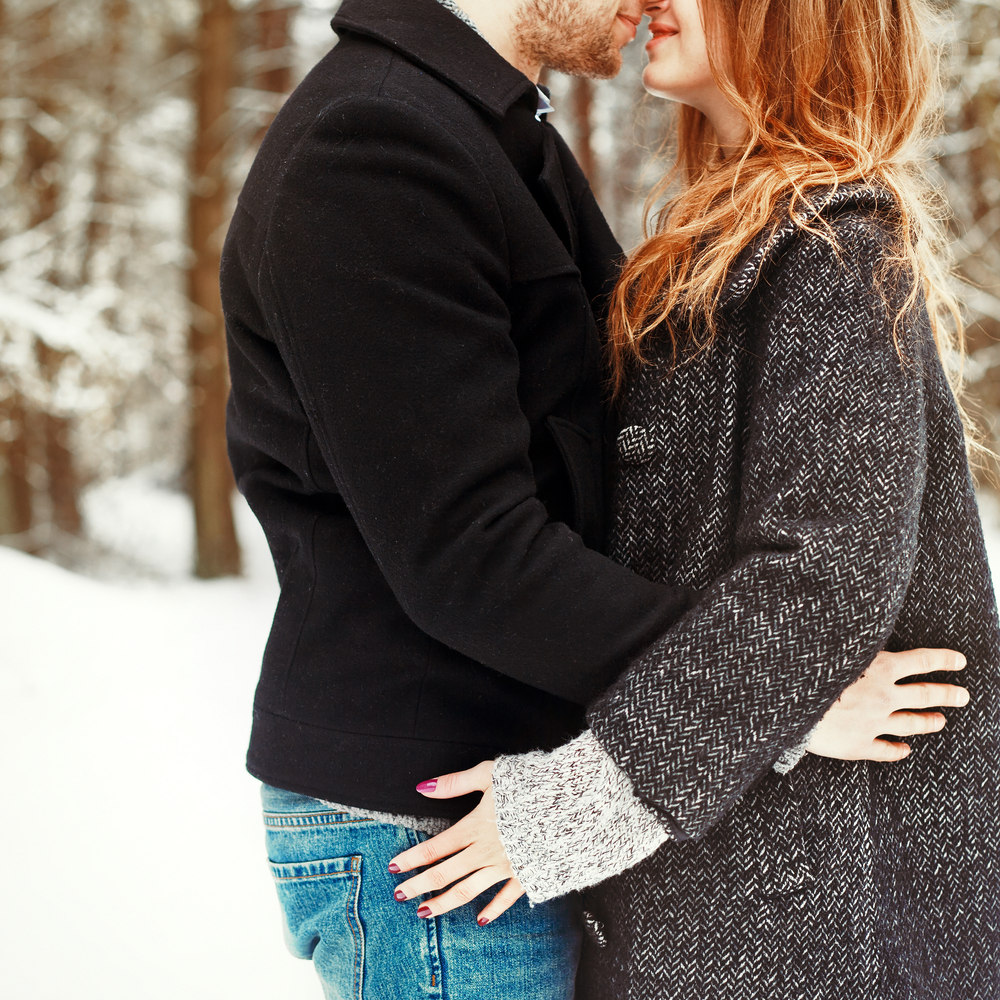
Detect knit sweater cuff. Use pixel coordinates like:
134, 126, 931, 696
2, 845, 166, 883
773, 726, 817, 775
494, 727, 815, 903
493, 729, 670, 904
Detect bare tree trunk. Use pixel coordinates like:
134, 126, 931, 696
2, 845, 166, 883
45, 414, 81, 534
570, 78, 598, 192
1, 5, 64, 548
945, 18, 1000, 482
24, 105, 61, 233
25, 5, 85, 543
0, 0, 27, 541
0, 393, 32, 538
250, 1, 299, 148
256, 2, 297, 94
81, 0, 129, 287
36, 341, 82, 535
188, 0, 241, 578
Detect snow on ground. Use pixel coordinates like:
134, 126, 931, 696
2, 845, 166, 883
0, 477, 319, 999
3, 475, 1000, 999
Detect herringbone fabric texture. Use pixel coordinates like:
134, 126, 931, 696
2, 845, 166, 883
579, 186, 1000, 999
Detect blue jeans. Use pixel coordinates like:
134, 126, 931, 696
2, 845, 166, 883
262, 784, 582, 1000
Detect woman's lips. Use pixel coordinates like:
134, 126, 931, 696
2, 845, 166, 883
646, 24, 679, 49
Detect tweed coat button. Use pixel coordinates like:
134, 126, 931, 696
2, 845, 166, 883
582, 910, 608, 948
617, 424, 655, 465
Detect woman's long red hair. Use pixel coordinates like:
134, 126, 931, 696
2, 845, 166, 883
608, 0, 964, 416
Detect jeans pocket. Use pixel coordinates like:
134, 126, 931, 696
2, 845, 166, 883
269, 855, 365, 1000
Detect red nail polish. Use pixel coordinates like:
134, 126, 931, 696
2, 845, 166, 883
388, 863, 401, 874
394, 890, 407, 902
416, 780, 438, 794
478, 917, 491, 927
417, 906, 432, 919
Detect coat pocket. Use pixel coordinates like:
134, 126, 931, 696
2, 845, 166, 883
727, 769, 816, 897
546, 415, 602, 549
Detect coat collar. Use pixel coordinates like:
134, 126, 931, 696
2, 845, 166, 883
332, 0, 537, 120
717, 182, 898, 312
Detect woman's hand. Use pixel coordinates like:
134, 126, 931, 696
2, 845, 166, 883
387, 648, 970, 923
807, 647, 970, 761
388, 761, 522, 925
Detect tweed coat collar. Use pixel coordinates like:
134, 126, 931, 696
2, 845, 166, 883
717, 182, 898, 312
332, 0, 538, 120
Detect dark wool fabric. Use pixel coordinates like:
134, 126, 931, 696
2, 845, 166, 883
579, 186, 1000, 998
222, 0, 695, 819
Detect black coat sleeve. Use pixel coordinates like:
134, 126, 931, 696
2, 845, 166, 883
253, 95, 694, 704
588, 220, 928, 837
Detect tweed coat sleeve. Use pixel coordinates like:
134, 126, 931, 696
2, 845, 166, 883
488, 727, 813, 903
587, 216, 928, 840
247, 95, 694, 705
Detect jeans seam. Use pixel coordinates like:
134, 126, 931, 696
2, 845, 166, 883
349, 858, 364, 1000
429, 908, 444, 1000
408, 828, 444, 999
264, 811, 376, 829
272, 871, 352, 882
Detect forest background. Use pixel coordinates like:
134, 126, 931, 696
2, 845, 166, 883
0, 3, 998, 996
1, 0, 997, 580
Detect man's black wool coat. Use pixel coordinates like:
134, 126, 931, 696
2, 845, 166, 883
222, 0, 694, 817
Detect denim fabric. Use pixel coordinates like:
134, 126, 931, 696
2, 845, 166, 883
262, 784, 583, 1000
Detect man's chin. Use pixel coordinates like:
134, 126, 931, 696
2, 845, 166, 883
548, 44, 623, 81
593, 47, 625, 80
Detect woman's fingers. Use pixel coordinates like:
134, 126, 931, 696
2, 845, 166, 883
477, 878, 526, 926
411, 867, 511, 920
883, 710, 946, 737
389, 823, 472, 875
892, 681, 970, 711
885, 647, 966, 682
867, 739, 912, 762
395, 841, 505, 900
415, 760, 494, 800
389, 776, 514, 921
809, 648, 970, 763
391, 775, 500, 877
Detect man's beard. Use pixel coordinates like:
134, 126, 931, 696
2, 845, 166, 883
513, 0, 623, 80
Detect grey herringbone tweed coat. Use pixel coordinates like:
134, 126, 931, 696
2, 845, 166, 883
580, 186, 1000, 999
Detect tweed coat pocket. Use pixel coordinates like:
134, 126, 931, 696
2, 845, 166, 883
725, 768, 816, 897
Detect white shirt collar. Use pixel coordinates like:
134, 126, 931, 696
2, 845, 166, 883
433, 0, 555, 122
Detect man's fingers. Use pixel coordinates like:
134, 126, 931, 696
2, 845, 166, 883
477, 878, 526, 926
415, 760, 494, 800
866, 739, 912, 762
388, 825, 471, 875
893, 681, 971, 710
412, 868, 509, 920
882, 711, 946, 737
885, 647, 966, 681
394, 843, 500, 900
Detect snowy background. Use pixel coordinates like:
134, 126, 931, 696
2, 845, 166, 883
0, 477, 319, 999
0, 3, 997, 996
3, 477, 1000, 999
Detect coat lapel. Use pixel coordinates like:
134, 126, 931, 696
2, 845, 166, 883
535, 126, 579, 260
